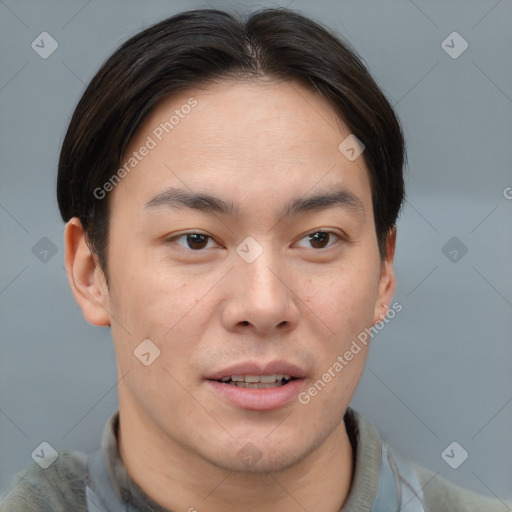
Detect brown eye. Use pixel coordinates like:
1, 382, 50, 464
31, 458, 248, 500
296, 231, 340, 250
308, 232, 331, 249
185, 234, 209, 250
169, 232, 216, 251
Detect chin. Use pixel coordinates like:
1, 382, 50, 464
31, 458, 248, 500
202, 434, 321, 475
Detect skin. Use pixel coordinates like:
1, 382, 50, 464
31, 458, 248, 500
65, 78, 396, 512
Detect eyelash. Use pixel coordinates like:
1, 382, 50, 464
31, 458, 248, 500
167, 230, 343, 252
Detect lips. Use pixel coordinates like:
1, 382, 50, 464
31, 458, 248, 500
205, 360, 306, 411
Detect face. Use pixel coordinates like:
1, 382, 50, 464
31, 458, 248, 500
79, 79, 395, 473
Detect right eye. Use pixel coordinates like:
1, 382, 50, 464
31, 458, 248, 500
166, 232, 219, 251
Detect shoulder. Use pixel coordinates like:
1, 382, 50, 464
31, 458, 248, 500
413, 463, 511, 512
1, 450, 89, 512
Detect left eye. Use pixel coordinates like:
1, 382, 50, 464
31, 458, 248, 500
295, 231, 341, 250
168, 230, 341, 252
172, 233, 218, 251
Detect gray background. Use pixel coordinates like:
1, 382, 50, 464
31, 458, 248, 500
1, 0, 511, 505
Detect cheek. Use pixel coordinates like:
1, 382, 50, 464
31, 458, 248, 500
105, 249, 199, 360
107, 238, 183, 314
304, 262, 380, 336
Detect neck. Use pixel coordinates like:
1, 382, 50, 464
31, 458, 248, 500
118, 400, 354, 512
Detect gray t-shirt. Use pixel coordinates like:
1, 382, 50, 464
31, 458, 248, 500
1, 407, 508, 511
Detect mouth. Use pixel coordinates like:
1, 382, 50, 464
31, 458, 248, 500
205, 361, 306, 411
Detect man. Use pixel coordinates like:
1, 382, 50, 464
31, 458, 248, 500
1, 7, 508, 512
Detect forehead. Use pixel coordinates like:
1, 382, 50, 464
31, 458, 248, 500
112, 78, 371, 214
167, 79, 346, 148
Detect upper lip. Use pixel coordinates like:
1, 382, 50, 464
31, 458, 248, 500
206, 360, 307, 381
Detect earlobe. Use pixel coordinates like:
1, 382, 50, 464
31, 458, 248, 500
373, 227, 397, 325
64, 217, 111, 327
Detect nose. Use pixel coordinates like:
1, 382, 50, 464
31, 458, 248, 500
221, 242, 301, 336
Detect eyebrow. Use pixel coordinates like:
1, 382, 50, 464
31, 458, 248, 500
144, 186, 365, 219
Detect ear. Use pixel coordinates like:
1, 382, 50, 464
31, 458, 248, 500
64, 217, 110, 327
372, 227, 397, 325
